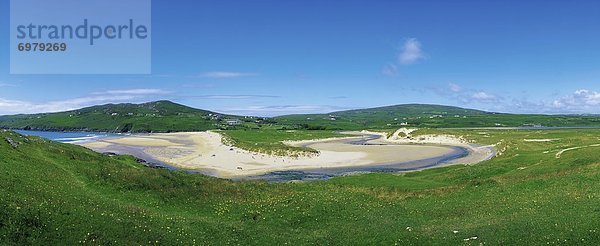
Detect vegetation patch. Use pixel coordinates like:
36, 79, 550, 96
220, 129, 342, 157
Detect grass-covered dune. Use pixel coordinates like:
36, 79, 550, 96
1, 128, 599, 244
220, 129, 342, 156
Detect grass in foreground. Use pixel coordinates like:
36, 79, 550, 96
1, 128, 599, 244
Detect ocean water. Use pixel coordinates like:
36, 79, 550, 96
14, 130, 118, 144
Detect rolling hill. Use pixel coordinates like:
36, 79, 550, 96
0, 100, 241, 133
1, 101, 600, 132
275, 104, 600, 129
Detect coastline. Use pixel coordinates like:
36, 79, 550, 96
78, 129, 495, 179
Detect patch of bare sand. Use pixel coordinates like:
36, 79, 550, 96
103, 136, 180, 147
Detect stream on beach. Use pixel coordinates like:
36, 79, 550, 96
242, 135, 470, 182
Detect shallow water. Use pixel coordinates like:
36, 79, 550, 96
241, 145, 468, 182
15, 130, 119, 143
240, 134, 470, 182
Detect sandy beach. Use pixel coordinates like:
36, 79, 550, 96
80, 129, 494, 179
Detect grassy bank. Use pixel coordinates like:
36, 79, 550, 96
1, 129, 599, 244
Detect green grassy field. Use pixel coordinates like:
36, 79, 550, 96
276, 111, 600, 130
1, 128, 599, 244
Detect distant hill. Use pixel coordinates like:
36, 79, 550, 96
275, 104, 600, 129
0, 100, 240, 132
1, 101, 599, 132
333, 104, 489, 117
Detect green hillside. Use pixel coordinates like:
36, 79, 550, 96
2, 101, 600, 132
275, 104, 600, 130
0, 101, 241, 133
1, 128, 600, 244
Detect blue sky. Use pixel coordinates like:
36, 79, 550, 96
1, 0, 600, 116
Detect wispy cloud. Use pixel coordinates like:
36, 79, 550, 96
191, 95, 279, 99
181, 83, 217, 89
200, 71, 259, 78
549, 89, 600, 113
494, 89, 600, 114
398, 38, 426, 65
95, 89, 171, 95
430, 83, 502, 104
471, 91, 498, 101
382, 64, 399, 76
382, 38, 426, 76
0, 88, 170, 115
329, 96, 348, 100
0, 83, 15, 87
448, 83, 462, 93
0, 95, 139, 115
217, 105, 350, 117
431, 83, 600, 114
503, 89, 600, 114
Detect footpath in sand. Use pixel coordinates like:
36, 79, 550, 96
81, 129, 494, 178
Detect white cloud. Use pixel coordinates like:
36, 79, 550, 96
430, 83, 501, 104
192, 95, 279, 99
181, 83, 217, 89
471, 91, 497, 101
0, 98, 27, 109
449, 83, 462, 93
382, 64, 399, 76
433, 87, 600, 114
218, 105, 350, 117
0, 88, 170, 115
0, 95, 139, 115
549, 89, 600, 113
572, 89, 600, 105
100, 89, 170, 95
200, 71, 258, 78
398, 38, 425, 65
0, 83, 15, 87
382, 38, 426, 76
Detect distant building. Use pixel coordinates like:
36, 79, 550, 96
225, 119, 242, 126
210, 114, 224, 120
